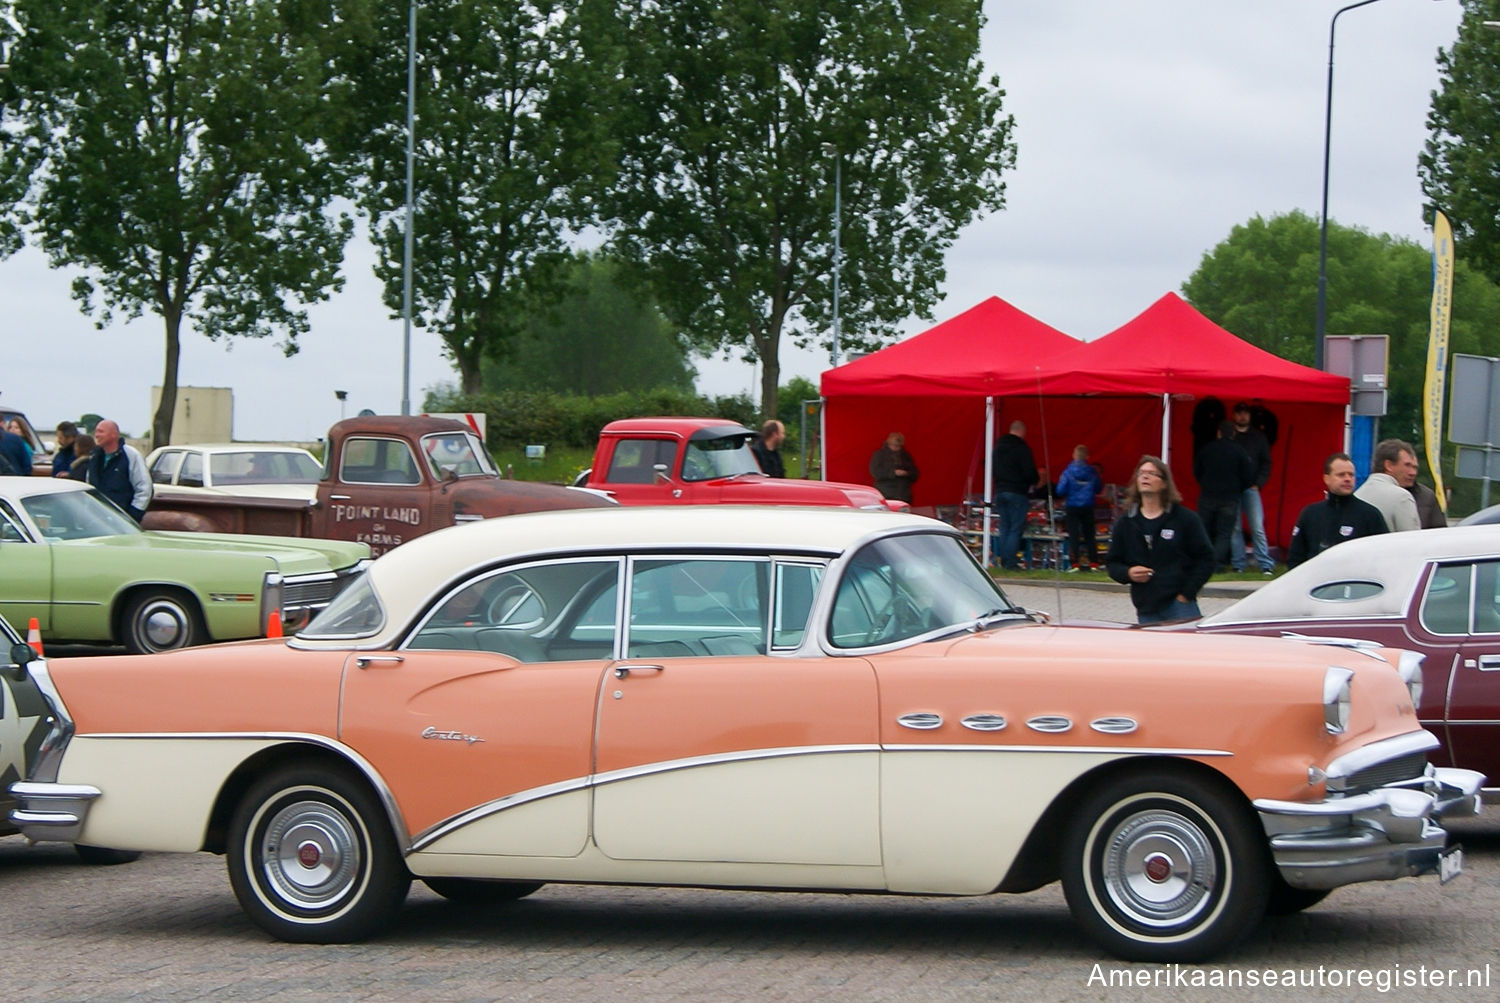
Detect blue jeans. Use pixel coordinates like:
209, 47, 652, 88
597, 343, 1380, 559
993, 492, 1029, 569
1231, 487, 1272, 571
1137, 598, 1203, 625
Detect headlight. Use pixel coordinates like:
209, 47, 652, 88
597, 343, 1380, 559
1397, 650, 1424, 710
261, 571, 284, 635
1323, 666, 1354, 734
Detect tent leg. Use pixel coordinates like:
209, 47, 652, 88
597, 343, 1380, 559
1161, 393, 1172, 467
983, 397, 995, 568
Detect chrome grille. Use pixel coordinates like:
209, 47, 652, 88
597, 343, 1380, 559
1335, 751, 1428, 794
282, 564, 365, 613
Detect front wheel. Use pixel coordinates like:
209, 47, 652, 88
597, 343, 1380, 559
227, 766, 410, 943
121, 591, 203, 653
1061, 772, 1268, 962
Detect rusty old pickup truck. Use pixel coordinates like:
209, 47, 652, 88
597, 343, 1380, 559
141, 416, 611, 555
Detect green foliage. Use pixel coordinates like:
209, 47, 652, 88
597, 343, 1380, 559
1420, 1, 1500, 288
350, 0, 603, 394
585, 0, 1015, 416
423, 387, 758, 450
481, 252, 695, 396
1, 0, 354, 445
1182, 210, 1500, 464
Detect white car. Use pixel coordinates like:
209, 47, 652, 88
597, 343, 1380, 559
145, 443, 323, 500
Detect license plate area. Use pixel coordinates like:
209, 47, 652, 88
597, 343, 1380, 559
1439, 844, 1463, 884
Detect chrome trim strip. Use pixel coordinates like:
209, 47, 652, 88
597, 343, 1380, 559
590, 745, 881, 790
72, 731, 412, 850
1090, 716, 1139, 735
409, 775, 594, 850
22, 661, 75, 784
1026, 715, 1072, 734
882, 744, 1232, 757
896, 713, 943, 730
1323, 729, 1439, 781
960, 714, 1007, 732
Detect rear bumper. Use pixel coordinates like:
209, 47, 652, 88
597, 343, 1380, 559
1254, 766, 1484, 890
8, 782, 101, 843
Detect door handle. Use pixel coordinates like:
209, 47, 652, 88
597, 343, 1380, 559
330, 494, 352, 501
614, 663, 665, 679
355, 655, 405, 669
1478, 654, 1500, 671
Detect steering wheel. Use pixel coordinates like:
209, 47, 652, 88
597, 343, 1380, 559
864, 591, 926, 645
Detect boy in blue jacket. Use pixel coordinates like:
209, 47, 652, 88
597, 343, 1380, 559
1057, 445, 1103, 570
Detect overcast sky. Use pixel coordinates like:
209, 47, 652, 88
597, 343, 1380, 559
3, 1, 1466, 442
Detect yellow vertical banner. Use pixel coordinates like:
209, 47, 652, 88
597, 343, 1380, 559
1425, 211, 1454, 512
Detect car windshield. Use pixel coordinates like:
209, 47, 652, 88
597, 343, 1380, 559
681, 435, 762, 482
298, 572, 385, 638
829, 532, 1014, 648
421, 432, 497, 480
209, 450, 322, 485
22, 488, 142, 540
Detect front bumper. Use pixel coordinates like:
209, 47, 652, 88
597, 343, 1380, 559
1254, 765, 1484, 890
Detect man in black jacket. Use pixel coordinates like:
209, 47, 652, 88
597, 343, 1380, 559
749, 420, 786, 478
1194, 421, 1254, 572
1286, 453, 1387, 568
990, 420, 1038, 570
1228, 402, 1274, 573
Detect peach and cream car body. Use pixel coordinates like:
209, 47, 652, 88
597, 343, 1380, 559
7, 508, 1482, 961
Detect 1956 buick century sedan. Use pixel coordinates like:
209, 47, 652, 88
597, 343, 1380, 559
6, 507, 1483, 960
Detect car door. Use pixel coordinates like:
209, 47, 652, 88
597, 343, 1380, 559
1421, 559, 1500, 782
595, 436, 684, 505
591, 555, 881, 866
338, 558, 621, 856
329, 436, 433, 555
0, 501, 54, 631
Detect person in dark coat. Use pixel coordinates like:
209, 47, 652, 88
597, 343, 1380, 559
52, 420, 79, 477
869, 431, 919, 503
1286, 453, 1388, 568
990, 420, 1038, 570
0, 422, 32, 476
1228, 402, 1274, 573
1193, 421, 1254, 571
1105, 455, 1216, 624
749, 420, 786, 478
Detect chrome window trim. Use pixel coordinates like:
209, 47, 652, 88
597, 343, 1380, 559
1418, 561, 1477, 637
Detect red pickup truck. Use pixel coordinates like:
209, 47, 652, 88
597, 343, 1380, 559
142, 415, 611, 555
584, 417, 901, 510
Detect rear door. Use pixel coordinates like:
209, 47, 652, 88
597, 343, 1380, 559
0, 501, 52, 631
1418, 559, 1500, 782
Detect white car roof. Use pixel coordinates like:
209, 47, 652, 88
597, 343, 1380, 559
146, 443, 316, 456
0, 477, 95, 499
1201, 525, 1500, 625
339, 506, 948, 648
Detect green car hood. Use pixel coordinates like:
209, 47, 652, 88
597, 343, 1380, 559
83, 531, 370, 575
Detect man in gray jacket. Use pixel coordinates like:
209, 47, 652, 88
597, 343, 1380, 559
1354, 439, 1420, 532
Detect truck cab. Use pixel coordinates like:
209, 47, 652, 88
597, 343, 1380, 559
586, 417, 902, 510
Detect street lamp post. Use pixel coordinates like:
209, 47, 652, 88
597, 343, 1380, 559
401, 0, 416, 416
1316, 0, 1390, 373
821, 143, 842, 370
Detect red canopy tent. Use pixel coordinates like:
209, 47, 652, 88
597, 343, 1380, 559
821, 292, 1351, 552
819, 296, 1079, 517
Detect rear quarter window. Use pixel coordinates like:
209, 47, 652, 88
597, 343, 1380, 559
1309, 581, 1384, 602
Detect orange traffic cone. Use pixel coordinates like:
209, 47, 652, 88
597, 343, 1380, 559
266, 610, 283, 639
26, 617, 44, 656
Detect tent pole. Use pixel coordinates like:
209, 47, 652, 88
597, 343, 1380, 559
819, 400, 828, 481
1161, 394, 1172, 467
983, 397, 995, 568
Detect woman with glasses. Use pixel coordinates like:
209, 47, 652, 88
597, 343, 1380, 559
1105, 455, 1215, 624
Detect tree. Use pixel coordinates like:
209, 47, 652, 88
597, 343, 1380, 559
0, 0, 354, 445
1420, 0, 1500, 288
586, 0, 1015, 417
351, 1, 602, 395
481, 252, 695, 395
1182, 211, 1500, 446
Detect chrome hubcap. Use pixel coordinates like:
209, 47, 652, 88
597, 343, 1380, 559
142, 605, 186, 648
260, 799, 360, 910
1102, 808, 1216, 927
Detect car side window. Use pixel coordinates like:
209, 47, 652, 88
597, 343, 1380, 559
1420, 563, 1473, 636
0, 502, 32, 543
772, 562, 825, 649
605, 439, 675, 485
341, 437, 422, 485
409, 559, 619, 663
179, 452, 205, 488
150, 451, 183, 485
1473, 561, 1500, 635
626, 558, 768, 657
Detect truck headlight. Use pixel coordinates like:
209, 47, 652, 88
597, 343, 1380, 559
1323, 666, 1354, 734
1397, 650, 1424, 710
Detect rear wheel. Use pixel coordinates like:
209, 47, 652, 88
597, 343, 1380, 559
227, 766, 410, 943
421, 877, 544, 904
121, 591, 203, 653
1061, 772, 1268, 962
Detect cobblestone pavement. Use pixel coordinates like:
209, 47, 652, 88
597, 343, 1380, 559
2, 819, 1495, 1002
10, 580, 1494, 1001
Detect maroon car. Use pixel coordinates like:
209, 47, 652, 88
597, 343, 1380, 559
1196, 525, 1498, 797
